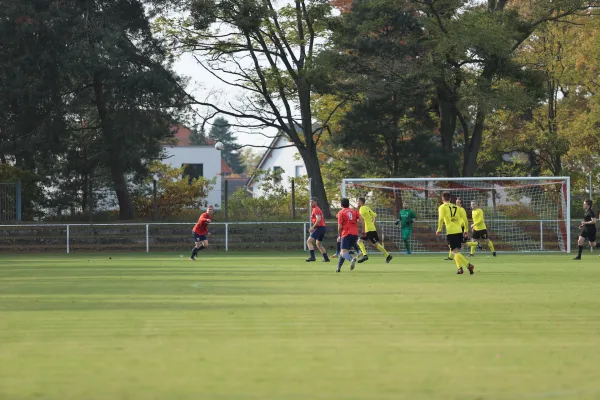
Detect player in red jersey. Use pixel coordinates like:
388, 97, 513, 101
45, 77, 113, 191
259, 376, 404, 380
336, 198, 361, 273
306, 197, 330, 262
190, 205, 214, 260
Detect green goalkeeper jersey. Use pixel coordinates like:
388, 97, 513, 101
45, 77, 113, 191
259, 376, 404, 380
398, 209, 417, 229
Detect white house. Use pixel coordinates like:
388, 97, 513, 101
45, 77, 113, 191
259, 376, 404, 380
245, 134, 306, 197
163, 125, 230, 208
161, 145, 223, 208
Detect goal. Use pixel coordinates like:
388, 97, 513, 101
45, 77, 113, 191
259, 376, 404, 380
341, 177, 571, 254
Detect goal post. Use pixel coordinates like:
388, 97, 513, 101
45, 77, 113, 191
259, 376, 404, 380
341, 177, 571, 254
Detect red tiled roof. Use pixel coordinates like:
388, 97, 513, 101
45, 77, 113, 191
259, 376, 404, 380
173, 125, 192, 146
221, 158, 233, 174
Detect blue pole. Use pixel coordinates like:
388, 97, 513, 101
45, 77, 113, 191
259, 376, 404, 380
16, 180, 22, 222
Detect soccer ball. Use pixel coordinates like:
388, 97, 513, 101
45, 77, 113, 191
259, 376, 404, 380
215, 141, 224, 150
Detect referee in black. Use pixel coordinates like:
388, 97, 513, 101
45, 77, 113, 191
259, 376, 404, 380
574, 199, 597, 260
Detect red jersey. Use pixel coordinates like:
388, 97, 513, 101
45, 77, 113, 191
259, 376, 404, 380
337, 208, 360, 237
311, 206, 326, 227
193, 212, 211, 235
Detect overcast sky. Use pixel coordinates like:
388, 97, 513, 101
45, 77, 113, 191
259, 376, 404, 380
173, 54, 274, 150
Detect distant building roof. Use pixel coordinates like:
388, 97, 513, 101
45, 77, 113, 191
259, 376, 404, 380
169, 124, 233, 175
172, 125, 192, 146
221, 158, 233, 174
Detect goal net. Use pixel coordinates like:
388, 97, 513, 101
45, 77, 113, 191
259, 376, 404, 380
341, 177, 571, 254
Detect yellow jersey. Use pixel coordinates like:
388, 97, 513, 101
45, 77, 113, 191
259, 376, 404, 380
457, 206, 469, 230
359, 205, 377, 232
437, 203, 464, 235
472, 208, 487, 231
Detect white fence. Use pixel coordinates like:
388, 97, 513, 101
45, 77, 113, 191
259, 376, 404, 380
0, 219, 578, 253
0, 222, 310, 254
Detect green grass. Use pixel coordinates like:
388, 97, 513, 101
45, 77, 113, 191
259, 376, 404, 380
1, 252, 600, 400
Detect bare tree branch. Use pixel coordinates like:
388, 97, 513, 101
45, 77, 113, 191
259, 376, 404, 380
227, 143, 297, 151
250, 30, 301, 142
194, 56, 262, 94
300, 0, 316, 61
264, 0, 300, 66
241, 32, 291, 134
295, 0, 307, 66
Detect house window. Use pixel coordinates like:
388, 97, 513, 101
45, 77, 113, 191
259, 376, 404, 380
295, 165, 305, 177
273, 166, 283, 184
183, 164, 203, 184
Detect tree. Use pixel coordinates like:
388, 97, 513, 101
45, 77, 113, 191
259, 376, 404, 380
326, 0, 444, 178
209, 117, 244, 174
239, 148, 263, 176
189, 124, 208, 145
75, 0, 188, 219
0, 0, 74, 218
156, 0, 345, 217
0, 0, 188, 220
413, 0, 598, 176
477, 13, 600, 180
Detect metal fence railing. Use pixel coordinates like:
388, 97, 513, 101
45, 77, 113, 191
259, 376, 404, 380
0, 219, 587, 254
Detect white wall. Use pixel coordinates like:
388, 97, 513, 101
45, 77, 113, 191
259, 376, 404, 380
252, 136, 306, 197
162, 145, 223, 208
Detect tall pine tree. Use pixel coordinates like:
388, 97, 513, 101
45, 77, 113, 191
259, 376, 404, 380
209, 117, 243, 174
189, 125, 208, 145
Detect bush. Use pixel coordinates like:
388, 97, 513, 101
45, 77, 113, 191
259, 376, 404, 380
228, 170, 309, 221
132, 162, 215, 219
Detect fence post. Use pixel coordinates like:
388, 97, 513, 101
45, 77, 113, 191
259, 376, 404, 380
16, 180, 22, 222
66, 224, 70, 254
539, 220, 543, 251
146, 224, 150, 253
303, 222, 307, 251
566, 177, 571, 253
153, 179, 158, 221
291, 178, 296, 220
224, 180, 229, 222
225, 223, 229, 252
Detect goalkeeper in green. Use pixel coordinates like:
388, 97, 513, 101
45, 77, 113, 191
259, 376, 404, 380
395, 203, 417, 254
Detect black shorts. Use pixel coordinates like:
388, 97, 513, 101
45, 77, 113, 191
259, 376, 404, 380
473, 229, 488, 240
310, 226, 327, 242
446, 233, 463, 251
580, 229, 597, 243
341, 234, 359, 250
194, 233, 208, 242
360, 231, 380, 244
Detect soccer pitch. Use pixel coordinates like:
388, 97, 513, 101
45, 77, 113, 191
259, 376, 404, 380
1, 253, 600, 400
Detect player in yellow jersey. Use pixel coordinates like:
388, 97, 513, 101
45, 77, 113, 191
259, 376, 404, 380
357, 197, 393, 264
437, 192, 474, 275
468, 200, 496, 257
444, 198, 469, 261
